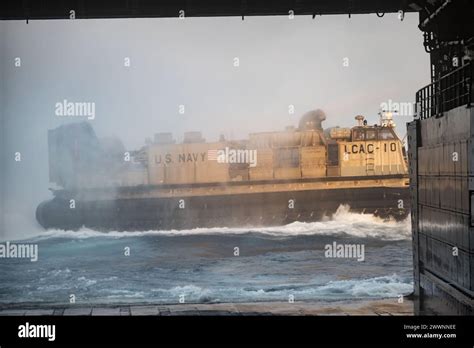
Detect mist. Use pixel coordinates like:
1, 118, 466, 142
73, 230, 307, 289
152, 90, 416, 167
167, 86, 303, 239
0, 14, 429, 240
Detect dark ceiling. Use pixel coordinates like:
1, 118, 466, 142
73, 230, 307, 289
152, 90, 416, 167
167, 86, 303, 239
1, 0, 420, 20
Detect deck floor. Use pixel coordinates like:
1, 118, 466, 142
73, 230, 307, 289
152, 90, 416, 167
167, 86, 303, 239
0, 298, 414, 316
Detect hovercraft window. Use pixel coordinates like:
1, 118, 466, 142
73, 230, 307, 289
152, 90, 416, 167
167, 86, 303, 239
352, 129, 365, 141
366, 130, 377, 140
378, 129, 396, 140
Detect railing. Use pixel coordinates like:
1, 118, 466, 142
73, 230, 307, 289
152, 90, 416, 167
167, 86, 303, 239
416, 63, 472, 119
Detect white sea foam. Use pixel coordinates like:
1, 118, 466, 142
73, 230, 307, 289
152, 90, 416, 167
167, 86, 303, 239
104, 289, 146, 299
231, 274, 413, 300
130, 274, 413, 302
312, 274, 413, 299
13, 205, 411, 242
48, 268, 71, 277
77, 276, 97, 287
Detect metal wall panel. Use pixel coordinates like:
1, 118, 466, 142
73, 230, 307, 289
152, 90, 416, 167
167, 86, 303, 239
415, 107, 474, 309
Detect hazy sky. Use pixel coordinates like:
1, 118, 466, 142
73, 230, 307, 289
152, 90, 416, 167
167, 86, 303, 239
0, 13, 430, 239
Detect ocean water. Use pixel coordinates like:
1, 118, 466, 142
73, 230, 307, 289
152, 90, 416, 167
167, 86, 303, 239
0, 205, 413, 305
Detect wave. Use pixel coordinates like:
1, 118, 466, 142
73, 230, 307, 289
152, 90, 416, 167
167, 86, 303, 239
311, 274, 413, 299
5, 273, 413, 304
13, 205, 411, 242
131, 274, 413, 302
243, 274, 413, 300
